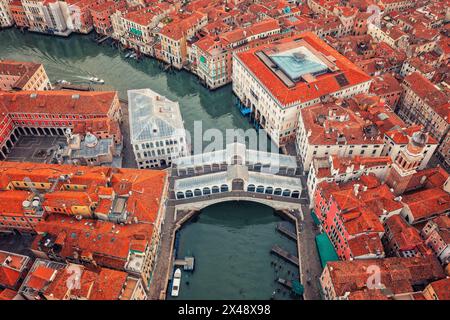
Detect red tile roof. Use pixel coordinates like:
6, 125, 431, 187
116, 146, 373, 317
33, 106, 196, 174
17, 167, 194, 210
348, 234, 384, 258
0, 60, 42, 89
0, 289, 18, 300
235, 32, 372, 106
384, 215, 430, 254
44, 264, 128, 300
0, 161, 167, 224
32, 215, 153, 269
428, 278, 450, 300
402, 187, 450, 221
385, 124, 438, 145
326, 256, 445, 297
403, 72, 450, 121
0, 90, 118, 116
301, 95, 404, 145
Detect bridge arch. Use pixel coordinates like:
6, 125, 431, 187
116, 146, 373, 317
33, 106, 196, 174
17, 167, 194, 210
174, 194, 302, 212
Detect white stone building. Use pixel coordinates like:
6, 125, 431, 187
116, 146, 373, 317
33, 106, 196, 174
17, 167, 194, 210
128, 88, 189, 169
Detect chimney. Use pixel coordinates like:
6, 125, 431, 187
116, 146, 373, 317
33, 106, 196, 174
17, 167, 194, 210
353, 184, 360, 197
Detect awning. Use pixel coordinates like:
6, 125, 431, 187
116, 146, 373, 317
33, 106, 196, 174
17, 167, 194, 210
311, 210, 320, 226
291, 280, 304, 295
315, 233, 339, 268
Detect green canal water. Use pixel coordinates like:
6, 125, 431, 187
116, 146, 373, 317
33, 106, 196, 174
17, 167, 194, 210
170, 202, 299, 300
0, 29, 299, 300
0, 28, 252, 139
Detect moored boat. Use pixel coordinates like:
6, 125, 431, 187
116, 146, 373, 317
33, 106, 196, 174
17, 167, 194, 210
171, 268, 182, 297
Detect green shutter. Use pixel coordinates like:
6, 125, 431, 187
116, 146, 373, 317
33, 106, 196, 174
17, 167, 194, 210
130, 27, 142, 36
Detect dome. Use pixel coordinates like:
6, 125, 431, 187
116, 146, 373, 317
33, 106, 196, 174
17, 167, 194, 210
84, 132, 98, 148
411, 131, 427, 148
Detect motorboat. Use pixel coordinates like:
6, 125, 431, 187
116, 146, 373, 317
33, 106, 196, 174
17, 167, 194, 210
56, 79, 71, 85
88, 77, 105, 84
171, 268, 182, 297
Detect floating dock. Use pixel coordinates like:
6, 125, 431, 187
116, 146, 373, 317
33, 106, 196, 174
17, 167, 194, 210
276, 222, 297, 240
174, 256, 195, 271
271, 245, 299, 266
276, 277, 293, 289
97, 35, 110, 44
59, 84, 91, 91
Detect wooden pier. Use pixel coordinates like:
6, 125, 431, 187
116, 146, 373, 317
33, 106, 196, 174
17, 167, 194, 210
271, 245, 299, 266
174, 256, 195, 271
276, 278, 293, 289
58, 84, 91, 91
97, 35, 110, 44
276, 222, 297, 240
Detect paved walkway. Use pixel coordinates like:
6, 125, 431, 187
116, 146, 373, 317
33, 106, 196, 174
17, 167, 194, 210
297, 205, 322, 300
119, 101, 137, 168
148, 203, 194, 300
148, 204, 176, 300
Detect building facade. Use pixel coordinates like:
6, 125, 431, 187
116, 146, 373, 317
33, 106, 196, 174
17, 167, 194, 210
0, 60, 52, 91
233, 32, 372, 147
128, 88, 189, 169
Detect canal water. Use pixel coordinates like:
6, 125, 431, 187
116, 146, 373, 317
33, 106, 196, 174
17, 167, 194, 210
171, 202, 299, 300
0, 28, 253, 144
0, 29, 298, 300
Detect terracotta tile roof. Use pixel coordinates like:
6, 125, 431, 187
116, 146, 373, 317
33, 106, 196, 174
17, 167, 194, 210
404, 166, 449, 192
318, 174, 402, 235
347, 289, 389, 300
326, 256, 445, 297
402, 187, 450, 221
0, 267, 20, 288
124, 8, 156, 26
431, 215, 450, 229
0, 289, 18, 300
0, 161, 166, 224
403, 72, 450, 121
313, 155, 391, 179
342, 209, 385, 235
235, 32, 372, 106
32, 215, 153, 269
159, 12, 206, 40
384, 215, 430, 254
348, 234, 384, 258
0, 190, 32, 217
428, 278, 450, 300
26, 266, 56, 291
370, 73, 402, 96
301, 95, 404, 146
44, 264, 128, 300
331, 155, 392, 173
0, 60, 42, 90
0, 91, 118, 116
385, 124, 438, 145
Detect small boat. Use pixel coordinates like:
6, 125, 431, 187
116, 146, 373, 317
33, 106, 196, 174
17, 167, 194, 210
56, 79, 71, 85
171, 268, 182, 297
88, 77, 105, 84
124, 52, 132, 58
276, 278, 293, 289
